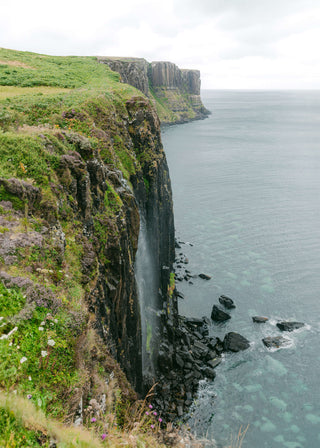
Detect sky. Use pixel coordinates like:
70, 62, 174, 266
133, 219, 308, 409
1, 0, 320, 89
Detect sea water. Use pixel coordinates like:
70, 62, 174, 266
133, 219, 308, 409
162, 90, 320, 448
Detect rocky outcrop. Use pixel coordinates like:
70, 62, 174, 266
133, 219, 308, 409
98, 57, 149, 96
150, 61, 209, 123
98, 57, 210, 124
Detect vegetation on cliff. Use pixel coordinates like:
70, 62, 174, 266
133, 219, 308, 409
0, 47, 176, 447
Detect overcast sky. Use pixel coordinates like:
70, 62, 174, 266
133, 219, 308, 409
1, 0, 320, 89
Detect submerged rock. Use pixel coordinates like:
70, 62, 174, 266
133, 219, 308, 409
223, 332, 250, 352
211, 305, 231, 322
252, 316, 269, 323
276, 321, 304, 332
219, 295, 236, 309
262, 336, 287, 348
199, 273, 211, 280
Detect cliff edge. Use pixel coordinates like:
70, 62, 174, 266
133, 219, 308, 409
98, 57, 210, 124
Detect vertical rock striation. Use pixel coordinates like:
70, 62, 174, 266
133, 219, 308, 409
98, 57, 210, 123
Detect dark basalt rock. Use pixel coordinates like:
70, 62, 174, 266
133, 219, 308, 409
207, 357, 222, 369
199, 273, 211, 280
262, 336, 287, 348
252, 316, 269, 323
276, 321, 304, 332
211, 305, 231, 322
219, 295, 236, 309
223, 332, 250, 352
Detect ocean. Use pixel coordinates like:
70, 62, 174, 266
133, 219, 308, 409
161, 90, 320, 448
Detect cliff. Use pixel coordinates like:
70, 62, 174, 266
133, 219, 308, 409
0, 48, 218, 447
0, 48, 176, 445
98, 57, 210, 124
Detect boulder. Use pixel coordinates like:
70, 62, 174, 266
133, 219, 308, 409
211, 305, 231, 322
202, 367, 216, 379
199, 273, 211, 280
276, 321, 304, 332
252, 316, 269, 323
219, 295, 236, 309
262, 336, 287, 349
223, 332, 250, 352
207, 357, 222, 369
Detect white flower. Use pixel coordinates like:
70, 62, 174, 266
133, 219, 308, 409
41, 350, 48, 357
39, 327, 44, 331
54, 319, 58, 323
50, 323, 54, 326
20, 357, 27, 364
48, 339, 55, 346
17, 345, 20, 349
28, 376, 32, 381
40, 321, 45, 326
9, 342, 12, 346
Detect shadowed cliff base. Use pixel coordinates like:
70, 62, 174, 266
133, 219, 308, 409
98, 57, 210, 124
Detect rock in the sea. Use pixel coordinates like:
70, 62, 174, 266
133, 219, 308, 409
276, 321, 304, 332
211, 305, 231, 322
262, 336, 287, 348
223, 332, 250, 352
174, 290, 185, 300
199, 273, 211, 280
219, 295, 236, 309
252, 316, 269, 323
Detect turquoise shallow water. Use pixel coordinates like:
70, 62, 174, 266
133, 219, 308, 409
162, 90, 320, 448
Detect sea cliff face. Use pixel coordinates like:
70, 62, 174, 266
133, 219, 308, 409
0, 49, 176, 429
0, 48, 213, 436
98, 57, 210, 124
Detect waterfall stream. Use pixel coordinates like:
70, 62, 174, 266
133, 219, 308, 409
135, 212, 160, 380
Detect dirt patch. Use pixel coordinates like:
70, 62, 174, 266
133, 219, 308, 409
0, 60, 35, 69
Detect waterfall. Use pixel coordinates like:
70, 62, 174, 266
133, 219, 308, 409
135, 212, 160, 380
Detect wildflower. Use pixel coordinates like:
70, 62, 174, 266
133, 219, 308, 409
54, 319, 58, 323
148, 404, 153, 409
48, 339, 55, 346
9, 342, 12, 346
28, 376, 32, 381
153, 411, 157, 416
39, 327, 44, 331
27, 394, 32, 399
101, 433, 107, 441
145, 411, 149, 415
17, 345, 20, 349
91, 417, 97, 423
40, 321, 45, 326
150, 424, 155, 429
20, 357, 27, 364
158, 418, 162, 423
41, 350, 48, 357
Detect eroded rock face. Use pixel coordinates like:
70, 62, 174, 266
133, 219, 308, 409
97, 57, 210, 123
98, 57, 149, 96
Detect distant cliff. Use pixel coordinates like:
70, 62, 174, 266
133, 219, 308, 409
98, 57, 210, 124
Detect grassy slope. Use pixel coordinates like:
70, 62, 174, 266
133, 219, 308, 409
0, 48, 170, 448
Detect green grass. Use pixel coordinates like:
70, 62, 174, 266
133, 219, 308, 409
0, 282, 82, 417
0, 86, 70, 100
